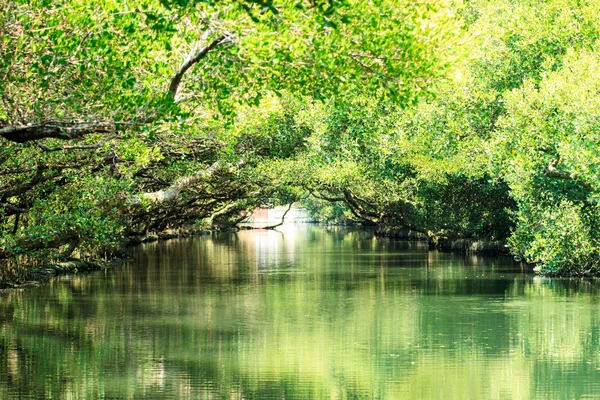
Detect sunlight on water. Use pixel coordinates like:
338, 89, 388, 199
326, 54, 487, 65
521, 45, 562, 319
1, 226, 600, 399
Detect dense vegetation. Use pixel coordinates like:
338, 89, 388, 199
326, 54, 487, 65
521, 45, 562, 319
1, 0, 599, 276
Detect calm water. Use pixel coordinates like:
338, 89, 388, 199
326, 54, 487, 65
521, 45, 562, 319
1, 226, 600, 399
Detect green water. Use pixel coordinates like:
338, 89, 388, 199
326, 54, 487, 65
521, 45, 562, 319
1, 226, 600, 399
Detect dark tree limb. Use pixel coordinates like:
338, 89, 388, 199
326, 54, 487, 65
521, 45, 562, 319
12, 213, 20, 234
208, 201, 243, 226
259, 202, 294, 230
0, 121, 116, 143
231, 209, 253, 226
62, 238, 81, 258
343, 189, 380, 221
311, 190, 345, 202
1, 201, 28, 216
309, 187, 380, 225
0, 150, 9, 167
0, 165, 49, 198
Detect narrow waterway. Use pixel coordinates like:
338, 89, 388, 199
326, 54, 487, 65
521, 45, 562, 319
1, 226, 600, 399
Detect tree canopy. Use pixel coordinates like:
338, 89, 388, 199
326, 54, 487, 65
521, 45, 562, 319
2, 0, 600, 276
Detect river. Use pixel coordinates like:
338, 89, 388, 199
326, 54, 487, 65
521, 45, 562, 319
1, 225, 600, 399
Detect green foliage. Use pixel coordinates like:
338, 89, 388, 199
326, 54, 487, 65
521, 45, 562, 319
491, 49, 600, 274
414, 176, 514, 241
509, 200, 599, 276
466, 0, 600, 93
1, 0, 458, 264
261, 93, 515, 240
232, 95, 312, 159
4, 0, 600, 276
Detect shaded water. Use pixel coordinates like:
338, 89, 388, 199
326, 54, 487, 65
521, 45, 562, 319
1, 226, 600, 399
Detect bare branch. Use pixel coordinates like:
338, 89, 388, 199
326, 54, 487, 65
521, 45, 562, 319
168, 34, 228, 99
129, 161, 224, 205
544, 160, 593, 192
259, 202, 294, 230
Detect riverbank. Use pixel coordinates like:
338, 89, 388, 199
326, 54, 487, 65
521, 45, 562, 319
0, 260, 122, 290
0, 228, 217, 290
374, 226, 510, 255
1, 225, 515, 290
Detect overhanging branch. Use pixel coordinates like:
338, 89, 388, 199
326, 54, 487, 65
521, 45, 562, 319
168, 34, 228, 99
129, 161, 224, 205
0, 121, 116, 143
259, 202, 294, 230
544, 160, 593, 192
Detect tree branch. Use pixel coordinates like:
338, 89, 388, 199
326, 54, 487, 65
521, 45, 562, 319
259, 202, 294, 230
0, 165, 48, 198
343, 189, 380, 220
0, 229, 79, 259
168, 34, 228, 99
0, 121, 116, 143
311, 190, 345, 202
208, 200, 245, 226
129, 161, 224, 205
0, 201, 28, 216
544, 160, 593, 192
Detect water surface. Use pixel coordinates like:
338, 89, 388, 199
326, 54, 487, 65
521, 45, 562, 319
1, 226, 600, 399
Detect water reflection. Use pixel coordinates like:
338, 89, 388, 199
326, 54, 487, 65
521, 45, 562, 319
1, 225, 600, 399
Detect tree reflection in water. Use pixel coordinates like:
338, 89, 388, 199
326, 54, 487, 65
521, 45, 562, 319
1, 226, 599, 399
